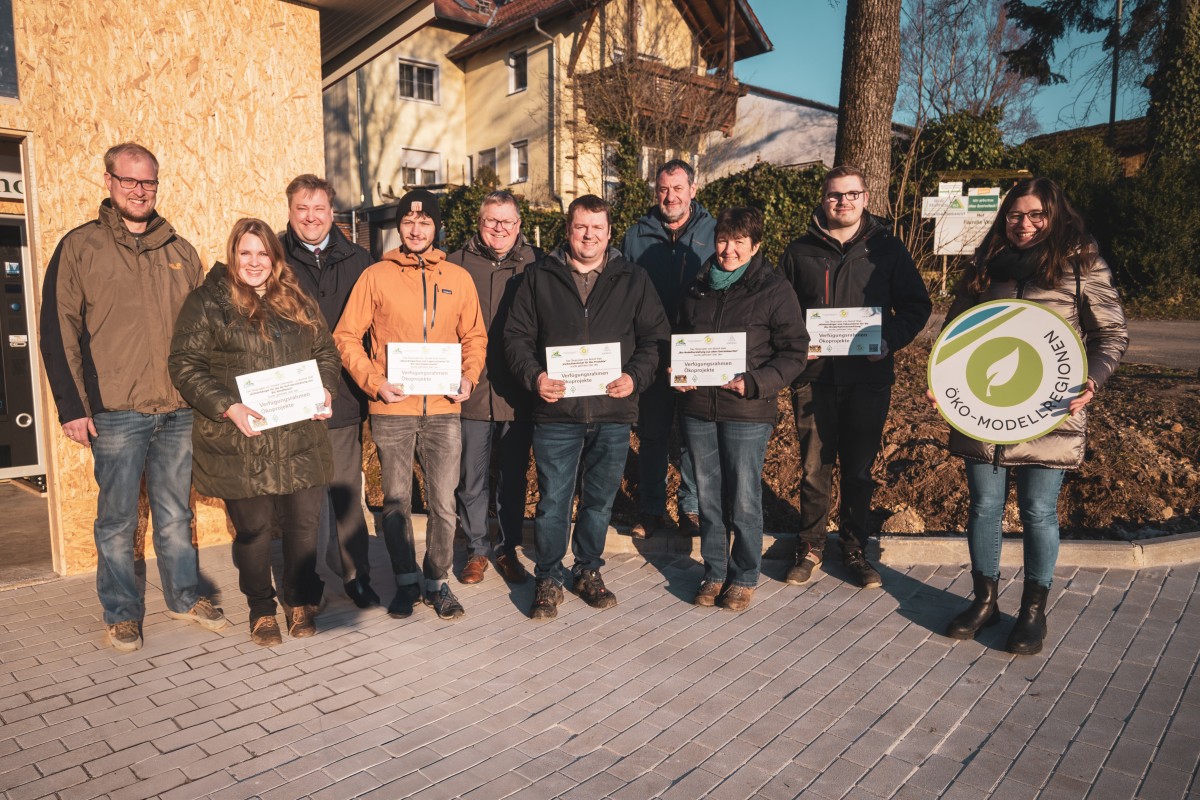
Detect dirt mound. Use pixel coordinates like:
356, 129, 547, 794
366, 334, 1200, 541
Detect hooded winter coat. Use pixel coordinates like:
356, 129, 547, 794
41, 201, 204, 422
943, 244, 1128, 469
168, 264, 339, 500
675, 252, 810, 423
780, 211, 931, 385
332, 247, 487, 417
445, 232, 542, 422
281, 223, 373, 430
503, 247, 670, 425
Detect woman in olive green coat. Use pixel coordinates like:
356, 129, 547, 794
169, 218, 340, 647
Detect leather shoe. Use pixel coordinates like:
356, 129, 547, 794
344, 578, 381, 609
459, 555, 489, 584
496, 552, 529, 584
679, 512, 700, 536
630, 514, 664, 539
387, 584, 419, 619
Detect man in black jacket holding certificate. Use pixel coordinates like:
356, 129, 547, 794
505, 195, 669, 621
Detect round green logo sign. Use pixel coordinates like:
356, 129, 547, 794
928, 300, 1088, 445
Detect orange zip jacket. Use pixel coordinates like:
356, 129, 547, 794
333, 247, 486, 417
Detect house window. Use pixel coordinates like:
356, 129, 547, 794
478, 148, 498, 183
0, 0, 16, 98
400, 148, 440, 187
509, 50, 528, 94
398, 59, 437, 103
602, 143, 619, 203
511, 141, 528, 183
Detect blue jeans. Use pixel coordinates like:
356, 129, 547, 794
91, 409, 199, 625
532, 422, 630, 585
683, 417, 773, 588
637, 380, 697, 516
371, 414, 461, 590
964, 460, 1065, 588
457, 418, 532, 557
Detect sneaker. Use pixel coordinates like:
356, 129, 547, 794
694, 580, 722, 607
679, 512, 701, 537
719, 585, 755, 612
843, 548, 883, 589
388, 585, 419, 619
165, 598, 229, 631
630, 514, 664, 540
423, 583, 465, 620
786, 546, 823, 586
573, 568, 618, 609
106, 620, 142, 652
281, 602, 316, 638
530, 578, 564, 621
250, 615, 283, 647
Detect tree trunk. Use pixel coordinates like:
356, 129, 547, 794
835, 0, 903, 215
1148, 0, 1200, 162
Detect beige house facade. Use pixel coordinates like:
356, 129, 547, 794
322, 0, 772, 223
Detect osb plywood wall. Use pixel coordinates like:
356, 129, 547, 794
0, 0, 324, 574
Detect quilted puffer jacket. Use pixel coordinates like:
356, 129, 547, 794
942, 244, 1128, 469
168, 264, 340, 500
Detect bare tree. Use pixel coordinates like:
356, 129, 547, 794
835, 0, 903, 214
900, 0, 1042, 139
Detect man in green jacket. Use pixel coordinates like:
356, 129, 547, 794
40, 143, 228, 652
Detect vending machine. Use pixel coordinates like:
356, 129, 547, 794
0, 216, 44, 482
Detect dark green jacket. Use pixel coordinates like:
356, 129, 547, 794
168, 264, 339, 500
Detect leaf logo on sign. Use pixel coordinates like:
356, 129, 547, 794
984, 348, 1020, 397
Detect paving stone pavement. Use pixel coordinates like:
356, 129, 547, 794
0, 535, 1197, 800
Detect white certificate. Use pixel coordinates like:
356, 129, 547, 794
235, 359, 328, 432
806, 307, 883, 357
670, 332, 746, 387
546, 342, 622, 397
386, 342, 462, 395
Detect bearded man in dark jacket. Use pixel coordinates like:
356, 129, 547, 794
280, 174, 378, 609
620, 160, 715, 539
780, 166, 932, 590
505, 195, 669, 621
445, 190, 543, 587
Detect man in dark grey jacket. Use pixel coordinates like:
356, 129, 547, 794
281, 174, 378, 609
620, 160, 715, 538
780, 165, 932, 590
446, 191, 542, 586
505, 195, 669, 621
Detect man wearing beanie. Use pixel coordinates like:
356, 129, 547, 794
334, 189, 487, 620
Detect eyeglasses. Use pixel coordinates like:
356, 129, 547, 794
1005, 210, 1047, 224
824, 190, 864, 204
481, 218, 520, 231
108, 173, 160, 192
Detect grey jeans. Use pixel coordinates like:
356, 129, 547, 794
371, 414, 461, 590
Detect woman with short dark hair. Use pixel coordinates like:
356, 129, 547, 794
933, 178, 1128, 654
675, 207, 809, 611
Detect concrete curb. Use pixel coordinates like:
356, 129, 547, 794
377, 512, 1200, 569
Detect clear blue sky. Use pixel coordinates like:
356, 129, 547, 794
734, 0, 1148, 140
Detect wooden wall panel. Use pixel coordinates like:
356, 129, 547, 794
0, 0, 325, 574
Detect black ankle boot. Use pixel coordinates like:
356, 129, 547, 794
1006, 580, 1049, 655
946, 571, 1000, 639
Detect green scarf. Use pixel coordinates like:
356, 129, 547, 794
708, 260, 749, 290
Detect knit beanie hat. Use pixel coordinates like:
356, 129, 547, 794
396, 189, 442, 235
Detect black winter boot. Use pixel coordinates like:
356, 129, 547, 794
945, 571, 1000, 639
1006, 579, 1049, 655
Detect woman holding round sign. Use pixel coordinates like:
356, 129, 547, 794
927, 178, 1127, 655
170, 218, 340, 647
673, 207, 809, 611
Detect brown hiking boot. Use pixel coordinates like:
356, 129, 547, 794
694, 581, 722, 607
250, 615, 283, 647
281, 602, 316, 638
719, 585, 755, 612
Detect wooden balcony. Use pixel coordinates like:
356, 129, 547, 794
575, 59, 746, 137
